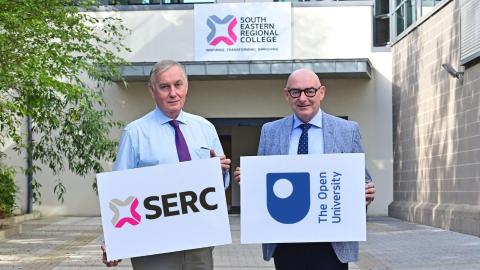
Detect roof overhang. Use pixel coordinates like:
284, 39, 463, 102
116, 59, 372, 81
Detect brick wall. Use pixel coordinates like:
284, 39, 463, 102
389, 0, 480, 236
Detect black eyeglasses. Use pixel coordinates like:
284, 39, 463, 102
287, 87, 321, 98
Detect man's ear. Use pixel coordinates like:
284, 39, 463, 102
318, 85, 326, 101
148, 84, 155, 97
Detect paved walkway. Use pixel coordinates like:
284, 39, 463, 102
0, 215, 479, 269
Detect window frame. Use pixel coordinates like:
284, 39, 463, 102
390, 0, 449, 44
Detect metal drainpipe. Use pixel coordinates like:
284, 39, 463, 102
26, 116, 33, 214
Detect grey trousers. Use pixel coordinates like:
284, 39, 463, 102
131, 247, 213, 270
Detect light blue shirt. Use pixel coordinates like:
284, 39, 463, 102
114, 107, 229, 188
288, 110, 324, 155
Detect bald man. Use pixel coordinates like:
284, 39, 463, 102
235, 68, 375, 269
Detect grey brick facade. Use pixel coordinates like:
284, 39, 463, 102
389, 0, 480, 236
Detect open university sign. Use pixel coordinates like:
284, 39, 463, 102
240, 154, 366, 244
194, 2, 291, 61
97, 158, 231, 260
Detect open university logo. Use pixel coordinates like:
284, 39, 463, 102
206, 15, 237, 46
109, 196, 142, 228
266, 173, 310, 224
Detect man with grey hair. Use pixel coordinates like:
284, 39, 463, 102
101, 60, 231, 269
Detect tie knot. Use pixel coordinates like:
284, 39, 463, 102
300, 123, 312, 132
169, 120, 179, 128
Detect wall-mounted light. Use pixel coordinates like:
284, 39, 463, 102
442, 63, 464, 79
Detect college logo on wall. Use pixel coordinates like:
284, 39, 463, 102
206, 15, 238, 46
109, 196, 142, 228
266, 172, 311, 224
194, 3, 291, 61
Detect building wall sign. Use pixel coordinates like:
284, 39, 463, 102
194, 2, 292, 61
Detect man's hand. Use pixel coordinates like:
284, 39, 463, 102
101, 245, 122, 267
210, 149, 231, 173
365, 182, 375, 206
234, 167, 240, 184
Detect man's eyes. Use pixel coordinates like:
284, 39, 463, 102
158, 82, 183, 90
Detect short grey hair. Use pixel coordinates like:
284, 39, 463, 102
149, 60, 188, 86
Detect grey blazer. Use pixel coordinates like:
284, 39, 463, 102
258, 112, 372, 263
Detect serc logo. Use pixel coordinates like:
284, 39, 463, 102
266, 173, 310, 224
109, 196, 142, 228
109, 187, 218, 229
206, 15, 237, 46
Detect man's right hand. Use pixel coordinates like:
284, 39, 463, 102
101, 245, 122, 267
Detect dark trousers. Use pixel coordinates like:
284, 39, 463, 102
273, 243, 348, 270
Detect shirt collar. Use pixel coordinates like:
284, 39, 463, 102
292, 109, 323, 130
154, 107, 188, 125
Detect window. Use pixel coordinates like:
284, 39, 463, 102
273, 0, 371, 2
460, 0, 480, 65
393, 0, 415, 36
392, 0, 444, 37
102, 0, 373, 6
374, 0, 390, 46
102, 0, 213, 4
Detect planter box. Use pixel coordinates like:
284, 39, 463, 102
0, 211, 41, 239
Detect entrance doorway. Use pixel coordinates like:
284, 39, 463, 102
209, 117, 281, 214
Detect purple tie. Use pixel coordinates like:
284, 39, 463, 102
169, 120, 191, 162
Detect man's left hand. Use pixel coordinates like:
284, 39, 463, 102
209, 149, 231, 173
365, 182, 375, 206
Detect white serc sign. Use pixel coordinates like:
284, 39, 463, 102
97, 158, 231, 260
194, 2, 291, 61
240, 153, 366, 244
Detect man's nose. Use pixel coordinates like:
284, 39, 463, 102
168, 87, 178, 97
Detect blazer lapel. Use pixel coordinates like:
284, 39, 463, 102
279, 115, 293, 155
322, 113, 336, 154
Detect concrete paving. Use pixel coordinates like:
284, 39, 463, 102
0, 215, 479, 270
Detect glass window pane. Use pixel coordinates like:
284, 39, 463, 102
405, 0, 416, 28
109, 0, 128, 4
163, 0, 214, 3
421, 0, 434, 16
128, 0, 148, 4
374, 17, 390, 46
375, 0, 390, 15
396, 6, 405, 35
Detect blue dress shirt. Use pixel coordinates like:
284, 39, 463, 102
114, 107, 229, 188
288, 110, 324, 155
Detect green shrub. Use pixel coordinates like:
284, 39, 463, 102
0, 164, 17, 217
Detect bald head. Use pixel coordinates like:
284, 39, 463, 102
286, 68, 321, 89
283, 68, 325, 123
